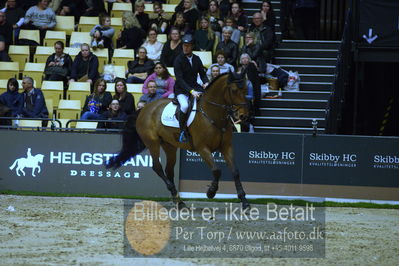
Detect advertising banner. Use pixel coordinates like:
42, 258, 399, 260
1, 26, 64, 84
0, 131, 179, 197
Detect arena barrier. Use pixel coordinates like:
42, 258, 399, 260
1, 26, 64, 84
1, 131, 398, 201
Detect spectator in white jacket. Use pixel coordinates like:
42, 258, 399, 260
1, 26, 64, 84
142, 28, 163, 62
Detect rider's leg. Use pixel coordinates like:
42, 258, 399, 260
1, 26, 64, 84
176, 94, 189, 142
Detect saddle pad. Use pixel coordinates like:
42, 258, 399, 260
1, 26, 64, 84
161, 99, 197, 128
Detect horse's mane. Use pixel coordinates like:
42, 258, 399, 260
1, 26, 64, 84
207, 72, 229, 90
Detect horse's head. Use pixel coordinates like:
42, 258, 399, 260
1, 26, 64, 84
36, 154, 44, 164
227, 71, 249, 122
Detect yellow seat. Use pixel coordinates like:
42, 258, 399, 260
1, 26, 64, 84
69, 32, 91, 47
17, 119, 43, 130
45, 98, 54, 118
112, 49, 134, 67
0, 79, 7, 94
213, 34, 220, 54
78, 16, 98, 32
167, 0, 180, 4
34, 46, 54, 63
55, 16, 75, 35
151, 34, 167, 43
64, 47, 81, 60
144, 4, 176, 13
106, 82, 115, 96
57, 99, 82, 120
111, 17, 123, 47
44, 30, 67, 47
41, 80, 64, 108
114, 65, 126, 79
127, 84, 143, 102
92, 48, 109, 72
22, 63, 46, 87
19, 29, 40, 45
0, 62, 19, 79
193, 51, 212, 69
167, 67, 175, 77
67, 82, 91, 107
111, 3, 133, 17
8, 45, 30, 71
76, 121, 98, 130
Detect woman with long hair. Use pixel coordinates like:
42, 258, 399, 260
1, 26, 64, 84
194, 17, 215, 51
260, 0, 276, 30
160, 27, 183, 67
149, 1, 169, 34
80, 78, 113, 120
142, 62, 175, 98
228, 2, 247, 32
203, 0, 223, 33
117, 11, 146, 50
113, 78, 136, 115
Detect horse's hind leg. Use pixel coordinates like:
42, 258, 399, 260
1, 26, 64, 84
161, 143, 186, 208
196, 148, 221, 199
221, 145, 250, 210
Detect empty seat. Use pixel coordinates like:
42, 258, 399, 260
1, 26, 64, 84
111, 17, 123, 47
92, 48, 109, 72
76, 121, 98, 130
17, 119, 43, 130
45, 98, 54, 118
127, 84, 143, 101
64, 47, 81, 60
67, 82, 91, 107
157, 34, 167, 43
55, 16, 75, 35
8, 45, 30, 71
19, 29, 40, 45
114, 65, 126, 79
0, 62, 19, 79
34, 46, 54, 63
69, 32, 91, 47
111, 2, 133, 17
22, 63, 46, 87
41, 81, 64, 107
57, 99, 82, 120
106, 82, 115, 96
44, 30, 67, 47
167, 67, 175, 77
112, 49, 134, 67
193, 51, 212, 69
78, 16, 98, 32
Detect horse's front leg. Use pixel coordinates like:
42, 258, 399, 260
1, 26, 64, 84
220, 145, 250, 210
32, 168, 36, 177
196, 148, 220, 199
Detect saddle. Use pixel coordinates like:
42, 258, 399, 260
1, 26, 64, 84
161, 97, 197, 128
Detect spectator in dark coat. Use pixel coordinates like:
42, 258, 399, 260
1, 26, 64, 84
260, 0, 276, 31
97, 99, 127, 130
113, 78, 135, 115
194, 17, 215, 51
228, 2, 248, 33
248, 12, 275, 63
126, 47, 155, 84
0, 11, 12, 61
0, 78, 21, 119
69, 43, 99, 86
80, 78, 113, 120
216, 26, 238, 67
241, 32, 265, 72
44, 41, 73, 83
0, 0, 25, 40
134, 0, 149, 32
17, 76, 48, 120
160, 27, 183, 67
117, 11, 146, 50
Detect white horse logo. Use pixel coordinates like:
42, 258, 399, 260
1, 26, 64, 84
9, 148, 45, 177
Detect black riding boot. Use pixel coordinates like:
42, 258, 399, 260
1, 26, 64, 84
178, 110, 188, 142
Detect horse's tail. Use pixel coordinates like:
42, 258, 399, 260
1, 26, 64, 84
106, 111, 146, 169
9, 159, 18, 170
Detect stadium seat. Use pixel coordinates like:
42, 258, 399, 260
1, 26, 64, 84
55, 16, 75, 35
127, 84, 143, 102
17, 119, 42, 130
0, 62, 19, 79
76, 121, 98, 130
106, 83, 115, 96
45, 98, 54, 118
69, 32, 91, 48
64, 47, 80, 60
19, 29, 40, 45
43, 31, 67, 47
41, 81, 64, 108
67, 82, 91, 107
34, 46, 54, 63
111, 17, 123, 47
112, 49, 134, 67
167, 0, 180, 4
157, 34, 167, 43
113, 65, 126, 79
111, 2, 133, 17
167, 67, 175, 77
22, 63, 46, 87
193, 51, 212, 68
78, 16, 98, 32
57, 99, 82, 120
8, 45, 30, 71
92, 48, 109, 72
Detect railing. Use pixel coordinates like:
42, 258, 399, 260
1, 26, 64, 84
319, 0, 351, 40
325, 1, 353, 133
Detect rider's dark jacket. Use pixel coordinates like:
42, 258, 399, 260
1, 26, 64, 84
173, 53, 209, 96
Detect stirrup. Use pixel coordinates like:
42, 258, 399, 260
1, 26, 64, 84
179, 131, 188, 143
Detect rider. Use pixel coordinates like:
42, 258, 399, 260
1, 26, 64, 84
26, 148, 33, 161
173, 34, 209, 142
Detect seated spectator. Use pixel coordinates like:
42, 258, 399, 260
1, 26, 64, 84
241, 32, 265, 72
139, 80, 163, 105
97, 99, 128, 130
17, 76, 49, 123
142, 62, 174, 98
248, 12, 275, 63
134, 0, 149, 32
228, 2, 247, 33
126, 46, 155, 84
260, 0, 276, 30
149, 1, 169, 34
0, 78, 21, 121
0, 0, 25, 40
218, 0, 231, 20
80, 0, 106, 17
0, 11, 11, 61
80, 78, 112, 120
194, 17, 215, 52
44, 41, 72, 83
209, 65, 220, 81
174, 0, 199, 33
113, 78, 135, 115
69, 43, 99, 85
90, 13, 114, 49
160, 27, 182, 67
203, 0, 223, 33
169, 11, 189, 36
206, 50, 234, 80
117, 11, 145, 50
22, 0, 56, 42
216, 26, 238, 67
221, 16, 240, 45
142, 29, 163, 62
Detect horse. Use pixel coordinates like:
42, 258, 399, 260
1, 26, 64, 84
10, 154, 44, 177
107, 72, 251, 210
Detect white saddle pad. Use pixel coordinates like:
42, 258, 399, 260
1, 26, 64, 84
161, 99, 197, 128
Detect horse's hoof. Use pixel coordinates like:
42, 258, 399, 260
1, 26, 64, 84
178, 201, 188, 210
207, 189, 216, 199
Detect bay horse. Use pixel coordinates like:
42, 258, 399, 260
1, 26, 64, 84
107, 72, 251, 210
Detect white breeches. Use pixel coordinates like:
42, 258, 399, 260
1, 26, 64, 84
177, 94, 189, 113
